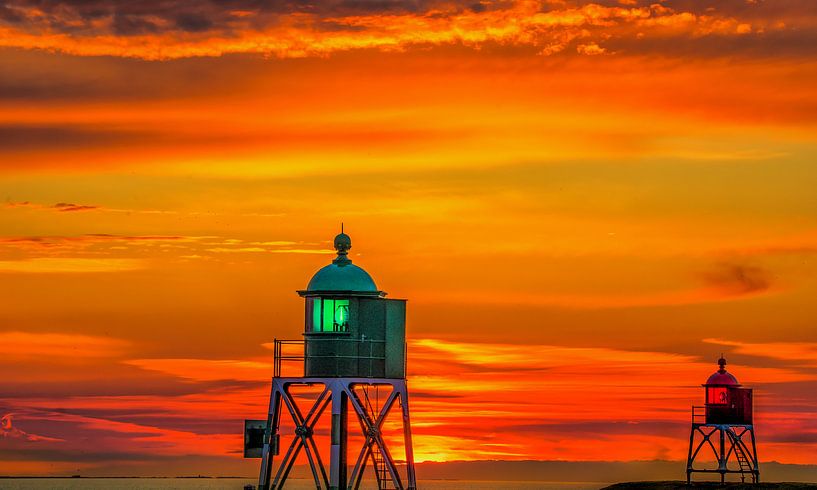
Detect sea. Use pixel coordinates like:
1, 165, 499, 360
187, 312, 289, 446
0, 479, 607, 489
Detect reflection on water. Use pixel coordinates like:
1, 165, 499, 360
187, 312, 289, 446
0, 478, 606, 489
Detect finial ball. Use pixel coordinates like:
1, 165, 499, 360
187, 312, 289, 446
717, 355, 727, 373
334, 232, 352, 253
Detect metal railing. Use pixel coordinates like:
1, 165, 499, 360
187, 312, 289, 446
272, 337, 388, 378
273, 339, 306, 377
692, 405, 707, 424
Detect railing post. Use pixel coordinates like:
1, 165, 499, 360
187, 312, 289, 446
274, 339, 279, 378
272, 339, 307, 378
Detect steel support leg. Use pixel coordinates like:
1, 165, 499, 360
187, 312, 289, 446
330, 381, 348, 490
686, 426, 695, 485
259, 382, 282, 490
400, 382, 417, 490
750, 427, 760, 483
719, 427, 726, 483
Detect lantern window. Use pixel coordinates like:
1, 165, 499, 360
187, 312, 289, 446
707, 387, 729, 405
310, 298, 350, 332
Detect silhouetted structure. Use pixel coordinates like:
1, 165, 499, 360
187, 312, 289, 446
686, 356, 759, 484
245, 229, 416, 490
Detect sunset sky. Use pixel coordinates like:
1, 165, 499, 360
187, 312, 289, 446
1, 0, 817, 478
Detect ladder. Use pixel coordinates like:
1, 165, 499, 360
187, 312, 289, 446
363, 387, 396, 489
352, 386, 398, 490
728, 430, 754, 482
371, 446, 397, 489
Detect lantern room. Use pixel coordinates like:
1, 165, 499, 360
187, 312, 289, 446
703, 356, 753, 425
297, 229, 407, 379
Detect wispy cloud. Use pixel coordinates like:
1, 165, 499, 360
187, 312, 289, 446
0, 233, 330, 266
0, 257, 146, 273
5, 201, 100, 212
4, 336, 817, 470
52, 202, 99, 212
4, 201, 284, 218
0, 331, 128, 359
124, 358, 272, 382
403, 338, 817, 461
702, 262, 772, 295
704, 338, 817, 367
415, 282, 778, 310
0, 234, 192, 249
1, 413, 62, 442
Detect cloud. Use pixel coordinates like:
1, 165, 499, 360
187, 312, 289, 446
415, 256, 787, 310
0, 233, 322, 264
204, 247, 268, 253
0, 257, 147, 273
415, 282, 776, 309
576, 42, 606, 55
0, 331, 128, 359
0, 234, 195, 249
173, 13, 213, 33
124, 358, 273, 382
703, 338, 817, 367
702, 262, 772, 295
402, 338, 817, 461
0, 124, 152, 151
1, 413, 62, 442
4, 337, 817, 471
5, 201, 100, 212
52, 202, 99, 212
0, 1, 808, 59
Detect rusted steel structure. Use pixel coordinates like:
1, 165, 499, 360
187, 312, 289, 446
687, 356, 759, 484
246, 229, 416, 490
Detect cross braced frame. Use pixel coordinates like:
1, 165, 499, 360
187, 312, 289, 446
259, 377, 416, 490
687, 422, 759, 484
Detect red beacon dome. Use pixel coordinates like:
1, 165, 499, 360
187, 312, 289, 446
704, 356, 741, 387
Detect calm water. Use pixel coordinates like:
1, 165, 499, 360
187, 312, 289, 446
0, 479, 606, 489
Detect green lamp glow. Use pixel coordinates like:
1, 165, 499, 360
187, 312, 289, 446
334, 303, 349, 327
311, 298, 350, 332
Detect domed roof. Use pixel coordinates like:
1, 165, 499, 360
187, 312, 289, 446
704, 356, 740, 386
306, 262, 378, 293
299, 228, 384, 297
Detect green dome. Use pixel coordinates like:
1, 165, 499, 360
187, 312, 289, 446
299, 228, 384, 297
306, 262, 378, 292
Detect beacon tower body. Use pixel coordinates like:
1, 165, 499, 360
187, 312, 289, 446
246, 230, 416, 490
686, 357, 759, 484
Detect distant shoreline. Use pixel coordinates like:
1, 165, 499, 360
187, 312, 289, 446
603, 483, 817, 489
3, 459, 816, 483
0, 476, 250, 479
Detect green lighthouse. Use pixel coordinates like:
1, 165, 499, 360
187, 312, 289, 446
247, 228, 417, 490
299, 229, 407, 379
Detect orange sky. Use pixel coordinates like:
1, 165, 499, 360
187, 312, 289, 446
1, 0, 817, 478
